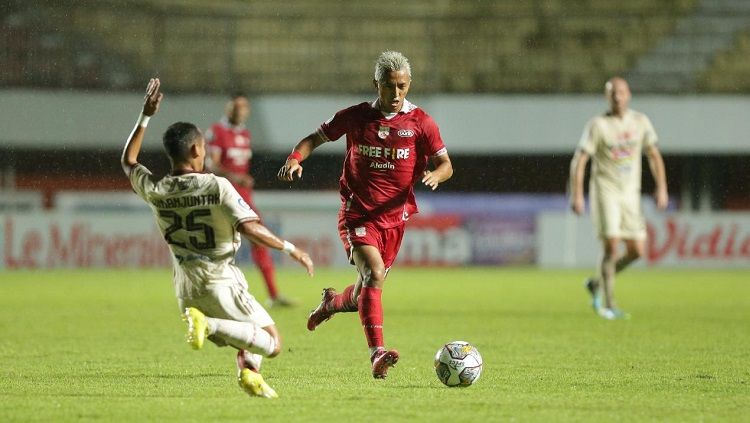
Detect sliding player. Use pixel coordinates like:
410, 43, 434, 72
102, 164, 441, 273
121, 78, 313, 398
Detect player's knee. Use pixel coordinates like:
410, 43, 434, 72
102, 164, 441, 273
628, 248, 643, 261
269, 336, 282, 358
372, 266, 387, 283
359, 264, 386, 287
269, 344, 282, 358
602, 250, 617, 261
365, 266, 386, 286
602, 240, 619, 258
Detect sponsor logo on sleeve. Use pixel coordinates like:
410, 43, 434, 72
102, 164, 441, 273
355, 226, 367, 237
238, 198, 250, 209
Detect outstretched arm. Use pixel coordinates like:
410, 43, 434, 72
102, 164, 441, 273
238, 220, 314, 276
569, 149, 590, 215
422, 153, 453, 190
277, 132, 327, 182
645, 145, 668, 210
121, 78, 164, 175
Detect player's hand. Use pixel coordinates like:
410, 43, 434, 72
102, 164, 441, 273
277, 160, 303, 182
142, 78, 164, 116
422, 170, 440, 191
290, 248, 314, 276
655, 188, 668, 210
571, 195, 585, 215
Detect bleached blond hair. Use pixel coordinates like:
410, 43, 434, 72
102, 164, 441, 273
374, 51, 412, 83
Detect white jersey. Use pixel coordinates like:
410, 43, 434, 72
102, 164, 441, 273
129, 164, 259, 298
578, 109, 658, 197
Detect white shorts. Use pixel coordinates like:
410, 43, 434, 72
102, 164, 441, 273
590, 191, 646, 241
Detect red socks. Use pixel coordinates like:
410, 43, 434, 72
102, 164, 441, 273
330, 284, 358, 312
251, 245, 278, 299
358, 286, 384, 349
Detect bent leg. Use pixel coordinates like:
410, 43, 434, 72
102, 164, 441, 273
600, 237, 620, 310
616, 238, 644, 273
208, 318, 280, 357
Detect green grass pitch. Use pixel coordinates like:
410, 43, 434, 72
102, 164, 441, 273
1, 267, 748, 422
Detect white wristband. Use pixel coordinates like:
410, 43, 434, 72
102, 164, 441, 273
282, 240, 296, 255
137, 113, 151, 128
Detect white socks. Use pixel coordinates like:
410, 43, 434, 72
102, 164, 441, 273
206, 317, 276, 356
240, 350, 264, 371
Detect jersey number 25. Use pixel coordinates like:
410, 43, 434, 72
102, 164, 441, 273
159, 209, 216, 250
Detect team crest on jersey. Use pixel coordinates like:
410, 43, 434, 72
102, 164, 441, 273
354, 226, 367, 237
378, 126, 390, 139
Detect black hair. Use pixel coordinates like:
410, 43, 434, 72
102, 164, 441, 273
230, 91, 247, 100
162, 122, 202, 161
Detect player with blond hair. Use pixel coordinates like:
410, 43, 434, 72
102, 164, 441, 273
278, 51, 453, 378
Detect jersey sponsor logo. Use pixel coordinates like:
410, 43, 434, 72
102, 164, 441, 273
370, 161, 395, 170
234, 134, 249, 146
378, 125, 390, 139
397, 129, 414, 137
357, 144, 411, 160
238, 198, 250, 210
227, 147, 251, 165
610, 144, 635, 162
355, 226, 367, 237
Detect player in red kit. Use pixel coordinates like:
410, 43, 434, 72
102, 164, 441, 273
278, 51, 453, 379
206, 93, 295, 307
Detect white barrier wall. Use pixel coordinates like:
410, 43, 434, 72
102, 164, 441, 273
1, 213, 171, 268
0, 209, 349, 269
537, 212, 750, 268
3, 193, 749, 269
3, 90, 750, 153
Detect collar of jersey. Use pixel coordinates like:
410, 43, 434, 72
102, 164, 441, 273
170, 169, 204, 176
370, 98, 417, 116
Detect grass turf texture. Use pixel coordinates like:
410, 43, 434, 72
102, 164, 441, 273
0, 267, 748, 422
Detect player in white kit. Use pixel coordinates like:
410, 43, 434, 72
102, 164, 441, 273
121, 78, 314, 398
569, 77, 668, 320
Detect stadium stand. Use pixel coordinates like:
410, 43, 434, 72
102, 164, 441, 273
2, 0, 700, 94
629, 0, 750, 92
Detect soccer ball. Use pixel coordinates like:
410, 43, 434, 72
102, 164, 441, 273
434, 341, 483, 387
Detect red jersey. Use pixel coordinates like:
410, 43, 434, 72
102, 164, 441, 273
206, 118, 253, 199
318, 100, 448, 229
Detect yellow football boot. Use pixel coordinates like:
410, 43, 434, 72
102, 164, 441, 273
238, 368, 278, 399
182, 307, 208, 350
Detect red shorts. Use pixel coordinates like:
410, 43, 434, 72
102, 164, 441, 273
338, 218, 405, 269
